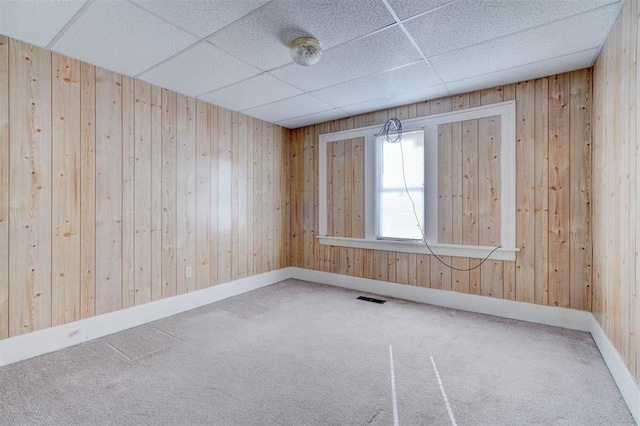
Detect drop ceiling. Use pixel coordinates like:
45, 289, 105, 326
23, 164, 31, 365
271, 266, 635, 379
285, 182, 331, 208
0, 0, 622, 129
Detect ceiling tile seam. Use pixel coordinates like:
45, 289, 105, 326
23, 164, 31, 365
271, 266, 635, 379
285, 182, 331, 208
247, 93, 337, 121
588, 0, 625, 67
233, 92, 308, 113
275, 108, 350, 127
421, 1, 624, 61
45, 0, 94, 50
441, 46, 601, 91
193, 70, 303, 100
202, 0, 276, 41
127, 0, 207, 40
395, 0, 458, 25
380, 0, 450, 94
306, 59, 427, 98
133, 39, 261, 83
133, 40, 201, 78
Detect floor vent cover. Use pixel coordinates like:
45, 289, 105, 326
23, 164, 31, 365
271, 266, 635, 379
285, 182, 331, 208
357, 296, 386, 304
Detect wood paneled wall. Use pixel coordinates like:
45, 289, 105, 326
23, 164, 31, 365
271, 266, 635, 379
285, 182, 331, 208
326, 138, 364, 238
290, 70, 592, 310
0, 36, 288, 339
592, 0, 640, 384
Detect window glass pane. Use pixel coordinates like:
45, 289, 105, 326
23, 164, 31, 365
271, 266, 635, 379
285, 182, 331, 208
376, 130, 425, 240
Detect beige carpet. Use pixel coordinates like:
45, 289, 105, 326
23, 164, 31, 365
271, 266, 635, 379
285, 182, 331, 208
0, 279, 634, 425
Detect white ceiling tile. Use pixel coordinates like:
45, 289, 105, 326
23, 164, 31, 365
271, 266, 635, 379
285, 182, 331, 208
199, 74, 303, 112
311, 61, 441, 107
131, 0, 270, 38
0, 0, 87, 47
385, 0, 453, 20
244, 94, 334, 124
276, 109, 349, 129
445, 48, 600, 95
405, 0, 621, 57
269, 26, 422, 92
430, 4, 620, 83
51, 0, 198, 76
138, 41, 261, 97
340, 85, 450, 116
208, 0, 395, 71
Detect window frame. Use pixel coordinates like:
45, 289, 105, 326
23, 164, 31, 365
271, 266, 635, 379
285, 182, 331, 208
374, 128, 426, 241
318, 100, 518, 261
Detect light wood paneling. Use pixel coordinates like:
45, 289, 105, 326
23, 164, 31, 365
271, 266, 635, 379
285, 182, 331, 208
0, 36, 288, 341
195, 100, 211, 290
122, 76, 135, 309
9, 40, 52, 336
592, 0, 640, 384
95, 67, 122, 315
0, 36, 9, 339
216, 107, 232, 283
177, 94, 197, 294
80, 62, 96, 318
291, 69, 592, 311
134, 81, 152, 305
150, 85, 163, 301
326, 138, 365, 238
52, 53, 81, 325
161, 89, 177, 298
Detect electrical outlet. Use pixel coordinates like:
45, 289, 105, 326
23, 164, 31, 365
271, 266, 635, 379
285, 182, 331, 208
185, 267, 192, 278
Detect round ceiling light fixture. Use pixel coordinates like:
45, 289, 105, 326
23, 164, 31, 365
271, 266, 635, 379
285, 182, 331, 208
290, 37, 322, 66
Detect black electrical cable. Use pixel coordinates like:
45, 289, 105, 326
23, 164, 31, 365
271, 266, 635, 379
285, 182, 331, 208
377, 118, 502, 272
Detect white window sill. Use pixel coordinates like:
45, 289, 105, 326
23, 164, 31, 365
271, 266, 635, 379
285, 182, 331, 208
318, 236, 518, 262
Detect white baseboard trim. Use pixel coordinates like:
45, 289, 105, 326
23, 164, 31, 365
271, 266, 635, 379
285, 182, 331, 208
589, 315, 640, 422
289, 267, 593, 331
289, 267, 639, 422
0, 268, 289, 368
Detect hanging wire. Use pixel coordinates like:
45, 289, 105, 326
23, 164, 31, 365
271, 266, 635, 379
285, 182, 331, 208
377, 118, 502, 272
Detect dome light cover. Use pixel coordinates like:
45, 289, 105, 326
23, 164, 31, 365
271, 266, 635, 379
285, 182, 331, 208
290, 37, 322, 66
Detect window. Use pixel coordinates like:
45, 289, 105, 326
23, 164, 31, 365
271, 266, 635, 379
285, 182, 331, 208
318, 101, 518, 261
375, 129, 424, 240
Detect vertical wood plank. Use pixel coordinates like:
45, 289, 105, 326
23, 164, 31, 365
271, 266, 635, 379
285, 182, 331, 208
548, 74, 571, 308
150, 85, 163, 301
478, 116, 501, 245
9, 41, 52, 336
95, 67, 122, 315
209, 104, 219, 285
451, 119, 469, 293
431, 98, 452, 290
230, 112, 240, 280
569, 70, 593, 311
263, 121, 274, 272
176, 94, 197, 294
51, 53, 81, 325
196, 100, 211, 290
274, 125, 285, 269
121, 76, 135, 309
80, 62, 96, 318
534, 77, 550, 305
246, 117, 256, 274
217, 107, 232, 283
252, 117, 262, 274
134, 80, 152, 304
352, 137, 365, 238
515, 81, 536, 303
161, 89, 177, 298
237, 114, 249, 276
303, 128, 315, 268
0, 36, 8, 338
